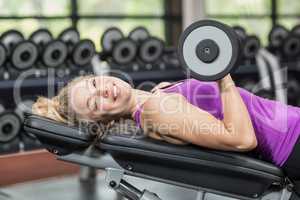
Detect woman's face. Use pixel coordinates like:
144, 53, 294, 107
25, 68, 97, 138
69, 76, 133, 122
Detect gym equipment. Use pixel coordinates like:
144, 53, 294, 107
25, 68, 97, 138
178, 20, 240, 81
0, 43, 7, 67
15, 99, 41, 150
29, 29, 53, 51
41, 40, 68, 68
0, 110, 21, 154
0, 111, 21, 143
291, 24, 300, 36
0, 30, 24, 56
268, 25, 289, 53
10, 41, 38, 70
70, 39, 95, 66
112, 38, 137, 65
101, 27, 124, 53
243, 35, 261, 60
128, 26, 150, 42
282, 34, 300, 58
58, 27, 80, 50
232, 25, 247, 41
23, 114, 297, 200
129, 27, 164, 64
138, 37, 164, 64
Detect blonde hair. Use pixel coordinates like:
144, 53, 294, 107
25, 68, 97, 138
32, 75, 95, 125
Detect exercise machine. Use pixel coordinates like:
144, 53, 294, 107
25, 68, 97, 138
23, 20, 300, 200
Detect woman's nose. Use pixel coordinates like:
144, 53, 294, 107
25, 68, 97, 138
95, 86, 109, 98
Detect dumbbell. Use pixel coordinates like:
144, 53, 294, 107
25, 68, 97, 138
233, 26, 260, 60
282, 33, 300, 59
0, 42, 7, 67
291, 24, 300, 36
178, 20, 241, 81
0, 109, 22, 154
0, 30, 38, 71
268, 25, 289, 54
29, 29, 53, 52
101, 27, 137, 65
243, 35, 261, 60
233, 26, 247, 41
59, 28, 96, 67
129, 27, 164, 64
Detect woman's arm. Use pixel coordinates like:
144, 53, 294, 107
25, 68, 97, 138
141, 76, 257, 151
217, 75, 257, 150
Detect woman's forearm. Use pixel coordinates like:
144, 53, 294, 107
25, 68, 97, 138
218, 75, 257, 148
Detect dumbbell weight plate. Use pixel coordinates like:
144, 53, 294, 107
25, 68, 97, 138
58, 27, 80, 45
268, 25, 289, 48
139, 37, 164, 63
29, 29, 53, 46
243, 35, 261, 59
291, 24, 300, 36
112, 38, 137, 65
178, 20, 240, 81
72, 39, 95, 66
283, 35, 300, 57
0, 30, 24, 55
0, 43, 7, 67
11, 41, 38, 70
101, 27, 124, 52
233, 25, 247, 40
42, 40, 68, 68
0, 111, 21, 143
128, 26, 150, 42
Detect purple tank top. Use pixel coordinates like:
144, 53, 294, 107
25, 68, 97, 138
133, 79, 300, 167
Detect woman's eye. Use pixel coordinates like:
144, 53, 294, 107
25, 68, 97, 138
93, 79, 96, 88
94, 100, 98, 110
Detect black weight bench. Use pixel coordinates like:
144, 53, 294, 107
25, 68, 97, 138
24, 114, 296, 200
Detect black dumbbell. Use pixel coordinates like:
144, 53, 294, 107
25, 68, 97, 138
0, 111, 21, 144
1, 30, 38, 71
59, 28, 96, 67
233, 25, 247, 41
268, 25, 289, 54
0, 30, 24, 57
282, 34, 300, 59
71, 39, 95, 66
58, 27, 80, 52
291, 24, 300, 36
101, 27, 124, 53
178, 20, 241, 81
129, 27, 164, 64
111, 38, 137, 65
0, 42, 7, 68
101, 27, 137, 65
243, 35, 261, 60
41, 39, 68, 68
29, 29, 53, 52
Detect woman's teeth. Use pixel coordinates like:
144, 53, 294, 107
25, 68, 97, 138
113, 85, 117, 99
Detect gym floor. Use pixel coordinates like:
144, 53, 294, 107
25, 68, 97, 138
0, 171, 198, 200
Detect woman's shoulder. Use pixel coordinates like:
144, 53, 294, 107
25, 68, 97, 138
141, 92, 188, 117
